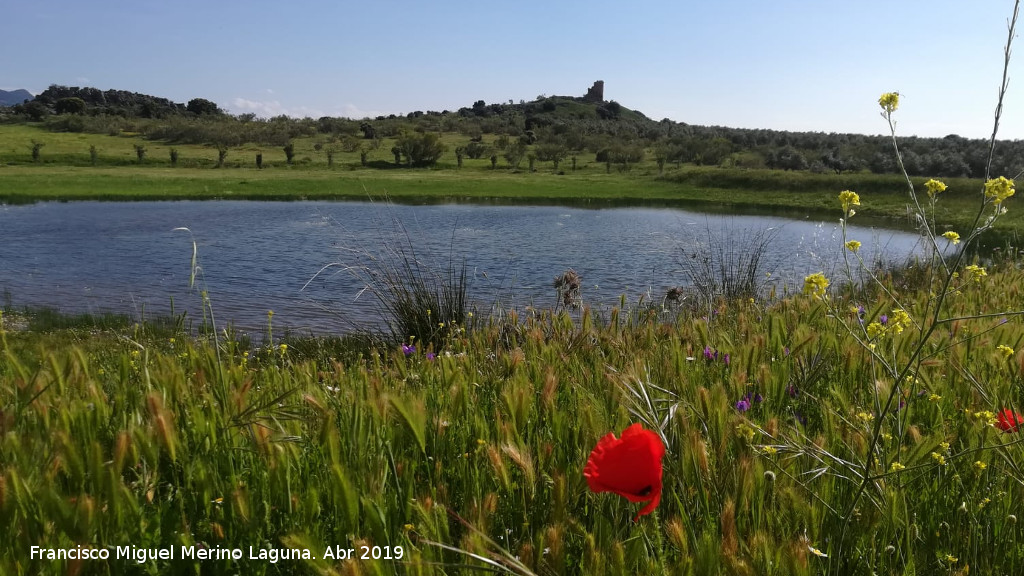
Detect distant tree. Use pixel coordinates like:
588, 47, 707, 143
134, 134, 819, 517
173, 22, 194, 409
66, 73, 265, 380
18, 101, 50, 121
216, 145, 229, 168
535, 140, 568, 171
359, 122, 376, 139
170, 148, 178, 166
54, 97, 86, 115
455, 146, 464, 169
31, 140, 44, 162
283, 142, 295, 165
395, 132, 447, 166
256, 152, 263, 169
464, 140, 489, 159
187, 98, 222, 116
359, 148, 368, 167
770, 146, 808, 171
89, 145, 98, 166
391, 146, 403, 165
134, 144, 146, 163
503, 139, 528, 170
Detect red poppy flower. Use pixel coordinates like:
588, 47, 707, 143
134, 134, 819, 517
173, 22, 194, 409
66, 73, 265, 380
584, 423, 665, 521
996, 408, 1024, 432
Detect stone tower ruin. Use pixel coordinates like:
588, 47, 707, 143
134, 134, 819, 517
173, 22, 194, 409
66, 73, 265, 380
583, 80, 605, 103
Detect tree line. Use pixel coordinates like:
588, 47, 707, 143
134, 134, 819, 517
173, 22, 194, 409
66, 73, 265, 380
2, 84, 1022, 177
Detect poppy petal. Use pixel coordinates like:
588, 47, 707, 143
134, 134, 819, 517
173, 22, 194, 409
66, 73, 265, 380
584, 423, 665, 520
997, 408, 1023, 432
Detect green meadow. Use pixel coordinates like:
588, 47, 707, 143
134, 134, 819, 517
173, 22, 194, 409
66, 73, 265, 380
3, 248, 1024, 574
0, 123, 1017, 240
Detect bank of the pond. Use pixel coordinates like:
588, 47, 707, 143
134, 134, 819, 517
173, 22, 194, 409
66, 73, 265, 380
0, 165, 1017, 239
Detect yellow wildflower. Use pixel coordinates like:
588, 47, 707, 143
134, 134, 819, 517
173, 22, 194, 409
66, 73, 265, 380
845, 240, 861, 253
890, 462, 906, 472
945, 554, 958, 564
856, 411, 873, 424
974, 410, 998, 425
931, 452, 947, 466
984, 176, 1015, 204
878, 92, 900, 113
889, 309, 911, 334
942, 231, 960, 245
866, 322, 885, 339
924, 178, 947, 198
929, 394, 942, 403
762, 445, 778, 456
803, 272, 829, 298
279, 343, 288, 353
838, 190, 861, 214
963, 264, 987, 283
974, 461, 987, 472
998, 344, 1015, 358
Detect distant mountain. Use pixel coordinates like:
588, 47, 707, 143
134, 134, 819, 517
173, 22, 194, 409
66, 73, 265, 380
0, 89, 33, 107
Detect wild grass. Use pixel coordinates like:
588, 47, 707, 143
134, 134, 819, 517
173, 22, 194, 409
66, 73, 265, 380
676, 224, 780, 308
3, 257, 1024, 575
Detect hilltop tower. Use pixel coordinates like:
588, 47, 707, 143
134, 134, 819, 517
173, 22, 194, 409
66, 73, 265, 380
583, 81, 605, 103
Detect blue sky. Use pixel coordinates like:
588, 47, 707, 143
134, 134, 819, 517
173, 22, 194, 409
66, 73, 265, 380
2, 1, 1021, 139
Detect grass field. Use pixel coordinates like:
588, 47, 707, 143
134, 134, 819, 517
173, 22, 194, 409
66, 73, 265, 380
4, 250, 1024, 574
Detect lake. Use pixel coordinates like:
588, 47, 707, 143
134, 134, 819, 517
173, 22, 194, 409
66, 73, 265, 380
0, 200, 928, 335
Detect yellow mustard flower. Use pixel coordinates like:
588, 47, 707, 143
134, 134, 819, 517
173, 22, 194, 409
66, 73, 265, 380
997, 344, 1015, 358
963, 264, 987, 283
890, 462, 906, 472
942, 231, 961, 245
929, 394, 942, 403
924, 179, 947, 198
838, 190, 861, 214
931, 452, 947, 466
879, 92, 900, 113
803, 272, 829, 298
866, 322, 885, 339
974, 461, 987, 472
984, 176, 1015, 204
845, 240, 861, 253
888, 309, 912, 335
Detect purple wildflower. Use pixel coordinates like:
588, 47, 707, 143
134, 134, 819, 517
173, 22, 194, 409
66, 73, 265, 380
723, 353, 731, 366
754, 393, 764, 403
879, 314, 888, 325
736, 399, 751, 412
704, 346, 716, 361
787, 385, 798, 398
402, 344, 416, 356
426, 352, 436, 361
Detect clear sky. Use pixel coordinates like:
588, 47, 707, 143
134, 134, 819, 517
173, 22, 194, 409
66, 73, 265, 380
2, 1, 1021, 139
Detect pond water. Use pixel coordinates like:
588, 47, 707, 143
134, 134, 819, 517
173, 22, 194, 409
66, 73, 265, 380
0, 201, 928, 335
